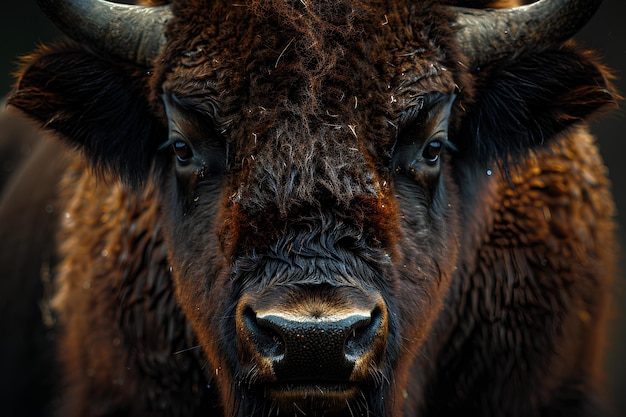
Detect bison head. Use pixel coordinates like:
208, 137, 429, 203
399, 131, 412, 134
9, 0, 615, 415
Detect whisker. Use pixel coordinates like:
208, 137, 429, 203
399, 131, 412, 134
172, 344, 206, 355
292, 401, 306, 416
346, 398, 356, 417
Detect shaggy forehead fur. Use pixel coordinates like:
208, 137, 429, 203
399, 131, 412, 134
153, 0, 463, 242
158, 0, 461, 127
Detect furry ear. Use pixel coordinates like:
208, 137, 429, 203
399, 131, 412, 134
459, 43, 617, 163
8, 42, 166, 185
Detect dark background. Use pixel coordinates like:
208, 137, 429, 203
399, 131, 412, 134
1, 0, 625, 414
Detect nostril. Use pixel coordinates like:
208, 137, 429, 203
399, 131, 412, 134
344, 307, 383, 362
242, 306, 285, 360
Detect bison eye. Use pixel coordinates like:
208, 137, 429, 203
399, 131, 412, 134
173, 140, 193, 164
422, 140, 442, 164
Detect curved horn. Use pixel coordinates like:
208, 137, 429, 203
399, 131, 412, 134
37, 0, 173, 67
451, 0, 603, 70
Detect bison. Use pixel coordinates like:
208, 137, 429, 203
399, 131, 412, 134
0, 0, 619, 416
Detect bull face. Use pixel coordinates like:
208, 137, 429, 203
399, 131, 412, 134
157, 14, 461, 409
9, 0, 615, 416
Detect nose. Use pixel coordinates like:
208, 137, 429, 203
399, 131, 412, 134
237, 288, 387, 382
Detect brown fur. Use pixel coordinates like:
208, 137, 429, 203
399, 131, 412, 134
2, 0, 618, 416
52, 159, 211, 416
417, 126, 616, 416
